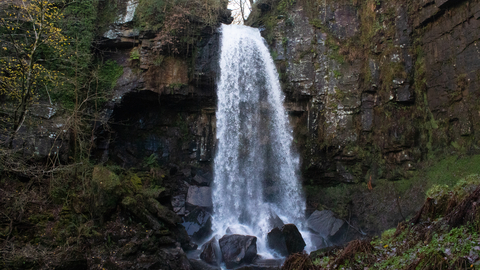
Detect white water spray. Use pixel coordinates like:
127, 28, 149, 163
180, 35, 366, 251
213, 24, 309, 257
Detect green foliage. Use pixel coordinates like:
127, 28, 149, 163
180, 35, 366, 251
333, 70, 342, 79
128, 173, 143, 191
135, 0, 168, 30
135, 0, 224, 31
424, 155, 480, 188
276, 0, 296, 14
325, 37, 345, 64
380, 228, 396, 241
130, 47, 141, 60
144, 153, 159, 168
98, 60, 124, 91
372, 225, 479, 269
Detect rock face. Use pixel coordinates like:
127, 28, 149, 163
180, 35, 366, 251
219, 234, 258, 269
267, 224, 306, 257
248, 0, 480, 238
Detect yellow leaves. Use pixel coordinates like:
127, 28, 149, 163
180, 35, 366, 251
0, 0, 69, 104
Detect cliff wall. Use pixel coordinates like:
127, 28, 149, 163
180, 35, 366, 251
248, 0, 480, 235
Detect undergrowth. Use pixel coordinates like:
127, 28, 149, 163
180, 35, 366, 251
289, 173, 480, 270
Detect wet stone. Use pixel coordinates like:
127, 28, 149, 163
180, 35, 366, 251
219, 234, 257, 269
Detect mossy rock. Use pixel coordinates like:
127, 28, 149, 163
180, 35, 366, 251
145, 197, 181, 227
92, 166, 122, 217
92, 166, 120, 192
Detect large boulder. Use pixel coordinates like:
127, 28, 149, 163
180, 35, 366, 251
200, 238, 220, 266
266, 227, 288, 257
181, 207, 213, 243
219, 234, 257, 269
307, 210, 345, 237
186, 186, 213, 209
267, 224, 306, 257
307, 210, 346, 249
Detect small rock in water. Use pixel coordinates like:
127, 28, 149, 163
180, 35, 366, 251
267, 224, 305, 257
200, 237, 221, 266
219, 234, 257, 269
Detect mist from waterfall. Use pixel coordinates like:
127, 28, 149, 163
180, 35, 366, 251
213, 24, 309, 257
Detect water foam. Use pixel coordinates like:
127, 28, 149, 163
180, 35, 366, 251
213, 24, 311, 257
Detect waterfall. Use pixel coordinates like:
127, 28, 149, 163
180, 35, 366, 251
213, 24, 308, 257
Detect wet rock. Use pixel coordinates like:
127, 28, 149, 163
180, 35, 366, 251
281, 224, 306, 255
266, 227, 288, 257
193, 174, 210, 186
170, 225, 198, 251
267, 224, 305, 257
200, 237, 221, 266
219, 234, 257, 269
172, 194, 186, 215
181, 207, 213, 243
186, 186, 213, 209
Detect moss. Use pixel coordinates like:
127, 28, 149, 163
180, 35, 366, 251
129, 173, 143, 191
423, 154, 480, 188
380, 228, 396, 241
130, 47, 140, 60
121, 196, 137, 207
92, 166, 121, 192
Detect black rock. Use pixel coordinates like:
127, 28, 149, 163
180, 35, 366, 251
171, 225, 198, 251
266, 227, 288, 257
219, 234, 257, 269
181, 207, 213, 243
282, 224, 306, 255
200, 237, 221, 266
267, 224, 305, 257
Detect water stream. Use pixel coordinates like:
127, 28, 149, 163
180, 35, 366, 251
213, 24, 310, 257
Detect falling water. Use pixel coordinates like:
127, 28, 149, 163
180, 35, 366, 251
213, 24, 308, 257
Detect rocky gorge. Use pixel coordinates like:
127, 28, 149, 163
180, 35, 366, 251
1, 0, 480, 269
